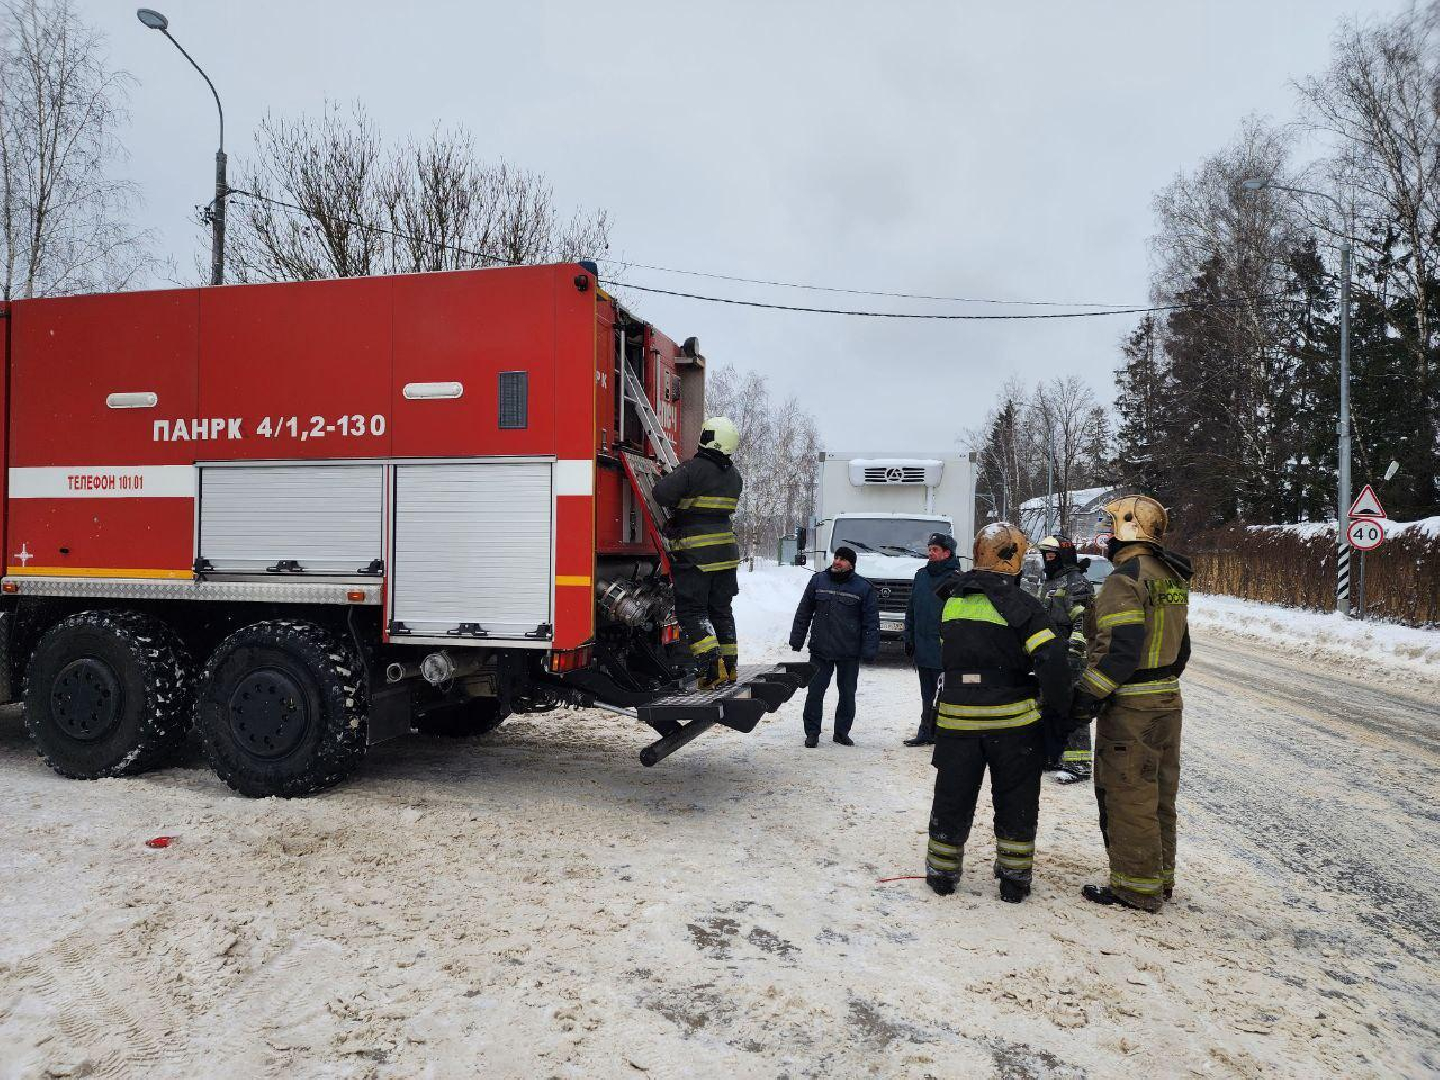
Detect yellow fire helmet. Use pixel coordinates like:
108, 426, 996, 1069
699, 416, 741, 456
973, 522, 1029, 575
1103, 495, 1169, 545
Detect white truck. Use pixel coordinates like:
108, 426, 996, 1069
808, 452, 976, 642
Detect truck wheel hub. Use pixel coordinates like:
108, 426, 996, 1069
230, 669, 308, 759
52, 658, 123, 741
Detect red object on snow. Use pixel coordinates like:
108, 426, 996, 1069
877, 875, 927, 883
145, 836, 176, 849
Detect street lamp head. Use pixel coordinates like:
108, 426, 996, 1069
136, 8, 168, 30
1384, 459, 1400, 481
1239, 177, 1269, 192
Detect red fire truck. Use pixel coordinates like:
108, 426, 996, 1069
0, 263, 807, 796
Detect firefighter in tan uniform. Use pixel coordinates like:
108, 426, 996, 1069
1071, 496, 1192, 913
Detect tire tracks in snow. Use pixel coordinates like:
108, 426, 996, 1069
1182, 631, 1440, 1051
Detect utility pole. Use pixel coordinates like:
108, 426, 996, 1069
1336, 239, 1353, 614
1240, 176, 1354, 615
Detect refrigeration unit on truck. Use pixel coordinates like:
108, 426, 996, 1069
809, 452, 976, 640
0, 263, 811, 797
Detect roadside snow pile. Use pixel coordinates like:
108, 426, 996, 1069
1191, 592, 1440, 682
733, 561, 811, 660
1250, 515, 1440, 540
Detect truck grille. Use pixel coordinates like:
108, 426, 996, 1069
872, 579, 912, 612
862, 466, 927, 484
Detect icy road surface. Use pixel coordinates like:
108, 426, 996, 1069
1, 569, 1436, 1078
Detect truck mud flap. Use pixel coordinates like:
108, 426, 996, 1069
636, 661, 813, 767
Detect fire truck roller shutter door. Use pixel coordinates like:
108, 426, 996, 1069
199, 464, 384, 574
391, 461, 554, 640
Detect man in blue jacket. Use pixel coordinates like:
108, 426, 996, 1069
790, 546, 880, 748
902, 532, 961, 747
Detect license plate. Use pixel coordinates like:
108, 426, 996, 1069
881, 620, 904, 633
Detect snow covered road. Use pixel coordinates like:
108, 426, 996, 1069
1, 573, 1436, 1078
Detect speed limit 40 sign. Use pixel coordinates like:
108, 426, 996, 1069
1347, 517, 1385, 551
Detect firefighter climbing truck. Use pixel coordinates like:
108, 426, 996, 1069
0, 263, 808, 797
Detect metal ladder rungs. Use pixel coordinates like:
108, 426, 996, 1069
621, 364, 679, 470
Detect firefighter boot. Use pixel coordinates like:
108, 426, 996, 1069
696, 656, 729, 690
999, 878, 1030, 904
927, 870, 959, 896
993, 865, 1032, 903
721, 649, 739, 684
1055, 763, 1091, 785
1082, 884, 1162, 914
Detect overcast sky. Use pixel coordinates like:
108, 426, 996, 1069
86, 0, 1410, 452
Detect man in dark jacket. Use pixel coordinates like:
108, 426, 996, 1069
902, 532, 961, 747
925, 523, 1073, 904
790, 546, 880, 748
652, 417, 743, 688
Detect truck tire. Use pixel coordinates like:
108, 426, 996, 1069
22, 610, 193, 779
413, 697, 507, 738
196, 620, 367, 798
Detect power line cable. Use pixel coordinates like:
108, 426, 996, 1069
601, 279, 1282, 321
228, 187, 1282, 321
600, 257, 1138, 308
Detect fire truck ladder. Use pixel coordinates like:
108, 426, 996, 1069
620, 363, 679, 470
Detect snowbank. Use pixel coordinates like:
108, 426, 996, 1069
1191, 592, 1440, 683
1249, 515, 1440, 540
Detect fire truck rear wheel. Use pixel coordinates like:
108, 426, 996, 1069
196, 620, 367, 798
22, 610, 193, 780
412, 697, 507, 738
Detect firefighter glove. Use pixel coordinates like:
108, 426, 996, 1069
1071, 690, 1104, 724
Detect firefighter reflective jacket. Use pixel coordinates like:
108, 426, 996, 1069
935, 569, 1073, 734
1043, 566, 1095, 673
652, 447, 743, 572
1080, 543, 1192, 708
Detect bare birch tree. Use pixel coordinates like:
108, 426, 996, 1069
0, 0, 152, 300
966, 376, 1114, 534
224, 101, 610, 283
705, 364, 821, 558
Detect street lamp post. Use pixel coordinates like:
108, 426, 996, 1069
1240, 176, 1353, 615
137, 9, 227, 286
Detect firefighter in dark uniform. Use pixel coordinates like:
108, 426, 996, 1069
652, 417, 743, 687
1073, 496, 1192, 913
1037, 533, 1096, 783
925, 523, 1073, 904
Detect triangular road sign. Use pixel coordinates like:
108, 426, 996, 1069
1349, 484, 1386, 519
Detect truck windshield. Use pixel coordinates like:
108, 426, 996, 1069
832, 518, 943, 559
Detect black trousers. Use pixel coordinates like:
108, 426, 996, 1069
927, 725, 1044, 884
802, 656, 859, 738
672, 567, 739, 664
914, 666, 942, 740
